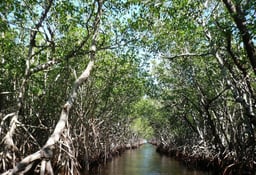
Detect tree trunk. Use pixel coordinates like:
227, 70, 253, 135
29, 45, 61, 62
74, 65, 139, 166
2, 0, 103, 174
222, 0, 256, 75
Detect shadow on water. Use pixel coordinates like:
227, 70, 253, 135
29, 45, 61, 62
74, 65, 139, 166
84, 143, 212, 175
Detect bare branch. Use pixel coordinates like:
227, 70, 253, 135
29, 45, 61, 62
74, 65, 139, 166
163, 52, 211, 60
29, 60, 58, 75
29, 0, 53, 48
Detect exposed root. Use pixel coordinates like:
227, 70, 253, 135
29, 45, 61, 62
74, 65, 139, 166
155, 143, 256, 174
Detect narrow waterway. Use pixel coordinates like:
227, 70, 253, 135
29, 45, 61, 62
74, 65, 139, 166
86, 143, 211, 175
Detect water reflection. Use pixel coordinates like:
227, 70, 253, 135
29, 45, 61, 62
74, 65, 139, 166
87, 144, 210, 175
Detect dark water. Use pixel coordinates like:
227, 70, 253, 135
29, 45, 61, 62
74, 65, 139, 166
86, 143, 211, 175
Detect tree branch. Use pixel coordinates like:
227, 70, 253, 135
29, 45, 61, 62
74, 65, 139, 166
222, 0, 256, 75
163, 52, 211, 60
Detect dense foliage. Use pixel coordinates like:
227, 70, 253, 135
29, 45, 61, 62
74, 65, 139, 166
0, 0, 148, 173
0, 0, 255, 174
143, 0, 256, 173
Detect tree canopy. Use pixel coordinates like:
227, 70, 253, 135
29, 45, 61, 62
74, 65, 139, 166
0, 0, 256, 174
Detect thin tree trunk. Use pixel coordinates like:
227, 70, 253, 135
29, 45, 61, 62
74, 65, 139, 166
3, 0, 53, 151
